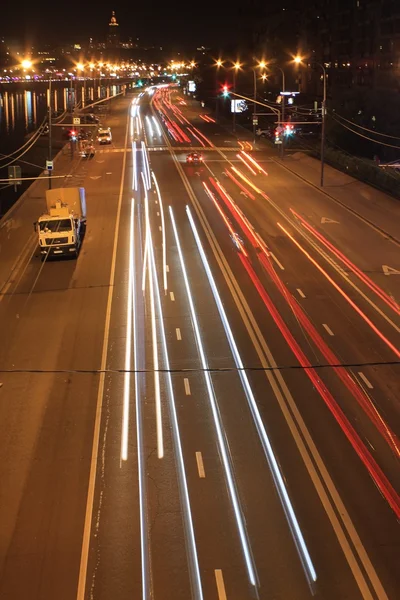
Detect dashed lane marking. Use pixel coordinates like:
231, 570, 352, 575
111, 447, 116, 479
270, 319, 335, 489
214, 570, 227, 600
195, 452, 205, 478
358, 372, 374, 389
323, 323, 335, 336
176, 328, 182, 340
270, 252, 285, 270
184, 378, 191, 395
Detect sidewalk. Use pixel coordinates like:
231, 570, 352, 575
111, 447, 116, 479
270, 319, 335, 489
277, 152, 400, 243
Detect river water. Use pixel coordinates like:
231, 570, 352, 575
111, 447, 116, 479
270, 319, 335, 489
0, 81, 124, 216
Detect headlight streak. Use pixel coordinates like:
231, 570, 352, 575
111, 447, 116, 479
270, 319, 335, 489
132, 141, 138, 191
152, 116, 162, 137
290, 209, 400, 317
151, 171, 168, 292
241, 151, 268, 176
169, 206, 258, 589
237, 153, 258, 176
203, 182, 248, 257
146, 115, 154, 137
231, 166, 262, 195
121, 199, 134, 462
141, 141, 151, 190
148, 210, 204, 600
224, 169, 256, 201
142, 172, 164, 460
185, 205, 318, 587
278, 223, 400, 359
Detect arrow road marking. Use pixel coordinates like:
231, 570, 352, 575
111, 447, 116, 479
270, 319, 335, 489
321, 217, 340, 224
382, 265, 400, 276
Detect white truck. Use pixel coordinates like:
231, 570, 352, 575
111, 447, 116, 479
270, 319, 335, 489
36, 187, 86, 258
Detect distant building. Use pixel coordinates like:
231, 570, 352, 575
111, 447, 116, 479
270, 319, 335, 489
107, 11, 120, 48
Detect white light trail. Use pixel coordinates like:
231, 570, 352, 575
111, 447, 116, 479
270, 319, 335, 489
142, 172, 164, 459
121, 199, 134, 462
132, 141, 138, 191
148, 210, 204, 600
169, 206, 258, 588
152, 115, 162, 136
151, 171, 167, 292
141, 141, 152, 190
146, 115, 154, 137
186, 205, 318, 587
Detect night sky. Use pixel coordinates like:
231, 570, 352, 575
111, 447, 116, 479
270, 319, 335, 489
6, 1, 245, 50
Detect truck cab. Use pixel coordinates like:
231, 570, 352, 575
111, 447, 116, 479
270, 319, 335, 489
36, 188, 86, 259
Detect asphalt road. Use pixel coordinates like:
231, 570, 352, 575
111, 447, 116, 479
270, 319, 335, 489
0, 87, 398, 600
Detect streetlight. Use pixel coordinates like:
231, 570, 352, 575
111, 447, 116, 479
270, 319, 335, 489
233, 61, 241, 133
21, 59, 32, 70
214, 59, 224, 123
294, 55, 326, 186
267, 64, 286, 157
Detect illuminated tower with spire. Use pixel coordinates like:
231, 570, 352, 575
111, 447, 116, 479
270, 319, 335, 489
107, 11, 120, 47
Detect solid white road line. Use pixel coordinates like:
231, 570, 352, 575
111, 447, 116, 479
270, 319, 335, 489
270, 252, 285, 270
214, 570, 227, 600
176, 327, 182, 340
297, 288, 306, 299
358, 372, 374, 389
195, 452, 206, 478
77, 107, 130, 600
170, 291, 175, 301
143, 172, 164, 459
323, 323, 335, 336
184, 378, 191, 395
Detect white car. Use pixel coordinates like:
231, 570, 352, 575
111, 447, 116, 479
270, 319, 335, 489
97, 127, 112, 144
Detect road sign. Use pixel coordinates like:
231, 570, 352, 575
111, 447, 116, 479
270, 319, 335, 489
73, 117, 81, 125
8, 165, 22, 185
252, 118, 258, 125
46, 160, 54, 171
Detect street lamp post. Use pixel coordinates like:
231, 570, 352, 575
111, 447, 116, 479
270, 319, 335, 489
48, 73, 52, 190
215, 59, 223, 124
294, 56, 326, 186
252, 61, 266, 143
319, 63, 327, 187
233, 62, 240, 133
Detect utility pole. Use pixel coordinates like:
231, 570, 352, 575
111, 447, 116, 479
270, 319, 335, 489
48, 73, 52, 190
320, 64, 327, 187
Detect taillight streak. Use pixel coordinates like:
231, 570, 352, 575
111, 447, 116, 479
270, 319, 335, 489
238, 253, 400, 519
203, 182, 248, 257
278, 223, 400, 360
258, 251, 400, 459
291, 209, 400, 316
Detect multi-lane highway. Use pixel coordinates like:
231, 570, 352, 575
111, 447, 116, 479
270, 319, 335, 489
0, 87, 399, 600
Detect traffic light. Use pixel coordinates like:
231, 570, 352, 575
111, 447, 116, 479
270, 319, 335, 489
221, 84, 230, 97
284, 123, 295, 136
274, 127, 283, 144
137, 79, 143, 87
